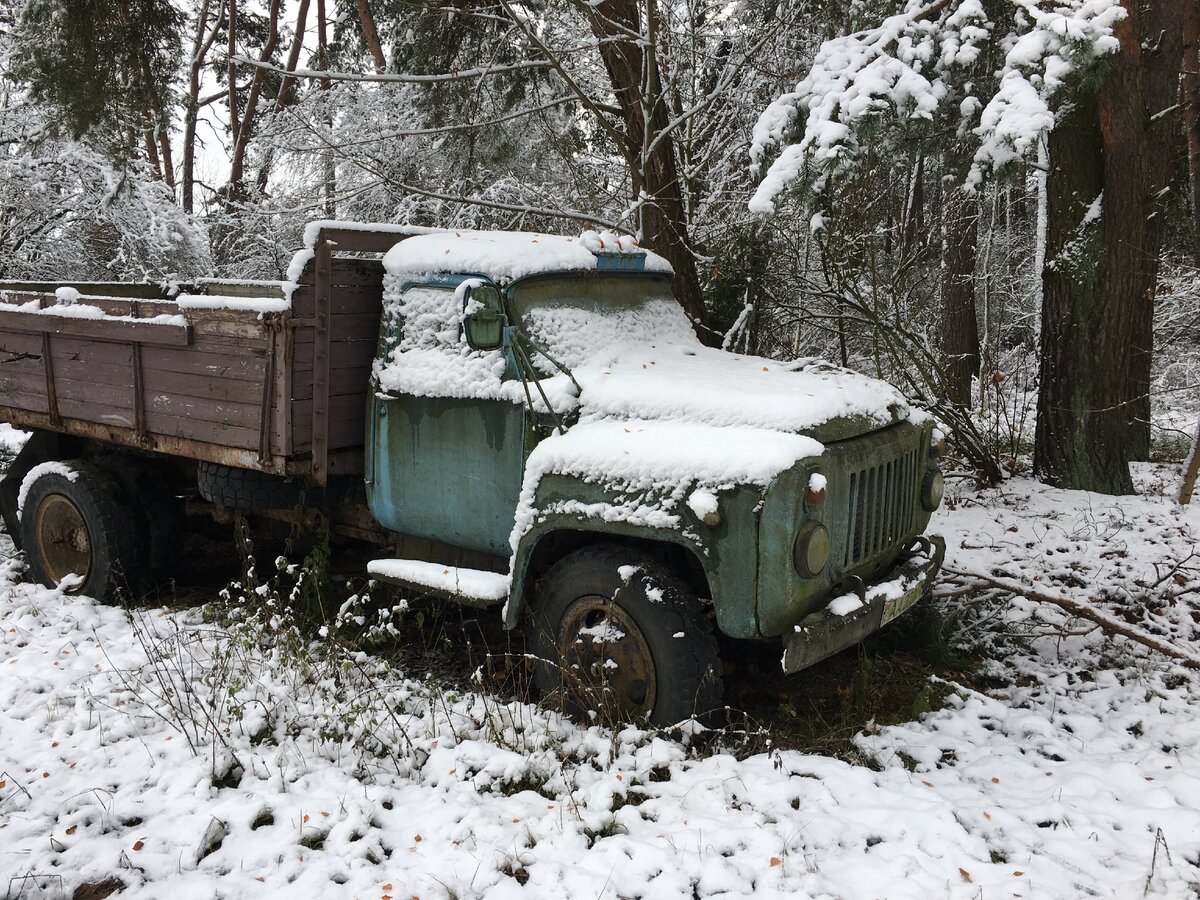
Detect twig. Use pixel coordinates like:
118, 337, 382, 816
943, 566, 1200, 669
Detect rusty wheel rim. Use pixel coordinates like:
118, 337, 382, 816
557, 594, 656, 718
33, 493, 91, 588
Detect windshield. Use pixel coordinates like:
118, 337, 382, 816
510, 274, 699, 371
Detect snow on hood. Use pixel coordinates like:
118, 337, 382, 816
569, 344, 913, 441
382, 231, 673, 284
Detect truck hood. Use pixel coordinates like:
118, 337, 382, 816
571, 344, 914, 443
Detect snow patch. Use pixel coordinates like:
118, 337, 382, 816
367, 558, 510, 601
18, 461, 79, 515
686, 489, 720, 521
176, 294, 290, 314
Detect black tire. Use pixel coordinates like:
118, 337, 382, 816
97, 457, 183, 586
529, 544, 723, 726
20, 461, 139, 600
197, 461, 302, 510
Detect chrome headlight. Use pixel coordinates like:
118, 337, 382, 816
793, 521, 831, 578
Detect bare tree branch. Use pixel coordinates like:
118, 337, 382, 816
229, 54, 555, 84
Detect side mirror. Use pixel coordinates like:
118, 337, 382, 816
462, 282, 506, 351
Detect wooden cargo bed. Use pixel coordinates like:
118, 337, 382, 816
0, 226, 405, 483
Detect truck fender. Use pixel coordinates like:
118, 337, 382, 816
0, 430, 81, 550
502, 521, 713, 631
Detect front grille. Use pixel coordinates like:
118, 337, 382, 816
843, 448, 919, 567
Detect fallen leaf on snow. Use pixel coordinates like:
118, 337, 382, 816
959, 868, 972, 883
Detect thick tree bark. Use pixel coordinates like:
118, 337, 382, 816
584, 0, 707, 334
1035, 94, 1114, 490
940, 184, 979, 407
1034, 1, 1182, 492
1103, 2, 1180, 461
1185, 0, 1200, 266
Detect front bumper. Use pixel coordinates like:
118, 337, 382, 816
781, 534, 945, 673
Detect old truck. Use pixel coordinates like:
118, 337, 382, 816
0, 223, 945, 725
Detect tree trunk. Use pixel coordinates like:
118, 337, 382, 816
143, 130, 162, 179
354, 0, 386, 73
1103, 1, 1181, 461
183, 0, 218, 214
158, 126, 175, 190
228, 0, 282, 195
584, 0, 707, 334
1034, 1, 1182, 493
1184, 0, 1200, 266
317, 0, 335, 217
254, 0, 311, 193
940, 184, 979, 407
1035, 93, 1127, 491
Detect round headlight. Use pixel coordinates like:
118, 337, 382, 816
793, 521, 831, 578
921, 469, 945, 512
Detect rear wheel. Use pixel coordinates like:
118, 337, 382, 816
197, 461, 302, 510
529, 545, 723, 726
97, 457, 183, 587
20, 461, 138, 599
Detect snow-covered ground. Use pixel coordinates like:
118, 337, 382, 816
2, 466, 1199, 899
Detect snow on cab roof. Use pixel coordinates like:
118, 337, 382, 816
382, 230, 673, 284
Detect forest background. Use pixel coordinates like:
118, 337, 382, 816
0, 0, 1196, 496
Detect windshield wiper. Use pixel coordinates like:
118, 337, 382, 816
508, 330, 579, 435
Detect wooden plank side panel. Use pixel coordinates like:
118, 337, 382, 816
0, 308, 192, 345
292, 393, 367, 448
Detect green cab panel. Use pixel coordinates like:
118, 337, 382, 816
366, 393, 527, 556
754, 421, 933, 638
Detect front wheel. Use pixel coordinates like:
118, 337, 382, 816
528, 545, 723, 726
20, 461, 138, 599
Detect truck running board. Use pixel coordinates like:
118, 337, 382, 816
366, 558, 510, 608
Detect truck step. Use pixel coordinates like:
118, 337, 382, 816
367, 558, 510, 607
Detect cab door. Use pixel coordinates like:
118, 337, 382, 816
365, 281, 527, 556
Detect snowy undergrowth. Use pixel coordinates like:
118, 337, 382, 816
2, 469, 1200, 898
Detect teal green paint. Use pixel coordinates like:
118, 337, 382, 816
366, 276, 940, 644
366, 393, 527, 556
501, 473, 768, 639
755, 421, 934, 637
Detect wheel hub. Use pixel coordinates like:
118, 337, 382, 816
33, 493, 91, 588
557, 594, 657, 718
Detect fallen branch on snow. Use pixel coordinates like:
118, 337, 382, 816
943, 566, 1200, 670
